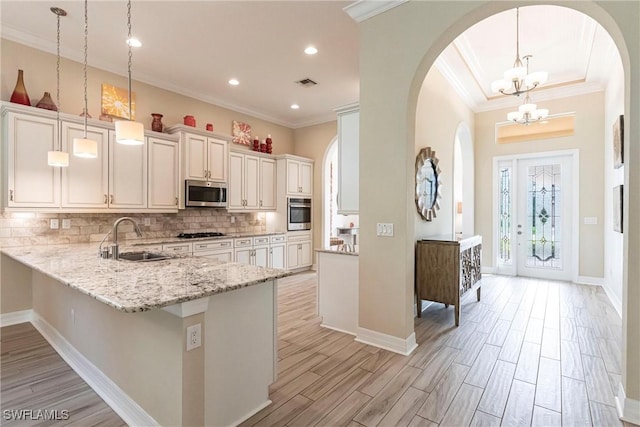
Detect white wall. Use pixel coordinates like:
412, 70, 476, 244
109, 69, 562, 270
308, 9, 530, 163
603, 46, 625, 315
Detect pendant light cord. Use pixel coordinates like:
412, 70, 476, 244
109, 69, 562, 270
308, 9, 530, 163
515, 8, 520, 61
83, 0, 88, 137
127, 0, 133, 121
56, 10, 61, 150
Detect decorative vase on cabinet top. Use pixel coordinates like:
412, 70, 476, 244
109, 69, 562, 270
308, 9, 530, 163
151, 113, 164, 132
36, 92, 58, 111
183, 115, 196, 127
10, 69, 31, 106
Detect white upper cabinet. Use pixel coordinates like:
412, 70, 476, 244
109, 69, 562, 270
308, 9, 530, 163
229, 151, 276, 211
108, 132, 147, 209
285, 158, 313, 197
182, 131, 228, 182
61, 122, 109, 209
3, 112, 60, 208
260, 158, 276, 210
335, 103, 359, 214
148, 136, 179, 209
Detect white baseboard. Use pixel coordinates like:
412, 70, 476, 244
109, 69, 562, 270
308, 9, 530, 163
616, 382, 640, 425
0, 309, 33, 327
227, 399, 272, 427
31, 313, 159, 427
602, 283, 623, 319
355, 327, 418, 356
575, 275, 604, 286
320, 323, 357, 336
481, 266, 497, 274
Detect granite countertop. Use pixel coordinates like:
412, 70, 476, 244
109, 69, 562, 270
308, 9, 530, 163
1, 243, 290, 313
315, 246, 359, 256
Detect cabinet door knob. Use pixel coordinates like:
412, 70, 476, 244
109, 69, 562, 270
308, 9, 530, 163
9, 189, 14, 201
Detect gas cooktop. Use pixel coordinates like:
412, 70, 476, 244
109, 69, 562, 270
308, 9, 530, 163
177, 232, 226, 239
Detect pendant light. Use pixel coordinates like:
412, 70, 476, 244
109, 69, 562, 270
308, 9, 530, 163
115, 0, 144, 146
47, 7, 69, 167
73, 0, 98, 158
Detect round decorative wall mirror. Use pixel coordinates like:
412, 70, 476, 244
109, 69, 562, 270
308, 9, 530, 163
415, 147, 442, 221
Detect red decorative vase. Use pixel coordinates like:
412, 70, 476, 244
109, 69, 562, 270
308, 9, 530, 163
35, 92, 57, 111
183, 115, 196, 127
260, 142, 267, 153
10, 69, 31, 106
206, 123, 214, 131
151, 113, 164, 132
252, 137, 260, 151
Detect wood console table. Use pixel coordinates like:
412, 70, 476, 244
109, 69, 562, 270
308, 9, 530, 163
415, 234, 482, 326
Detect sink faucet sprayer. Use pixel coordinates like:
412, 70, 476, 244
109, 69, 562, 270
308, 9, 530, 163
99, 217, 143, 260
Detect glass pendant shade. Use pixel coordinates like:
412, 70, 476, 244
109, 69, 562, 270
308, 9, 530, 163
73, 137, 98, 158
504, 66, 527, 82
536, 108, 549, 119
115, 120, 144, 145
48, 150, 69, 167
525, 71, 548, 88
519, 102, 537, 114
507, 111, 523, 121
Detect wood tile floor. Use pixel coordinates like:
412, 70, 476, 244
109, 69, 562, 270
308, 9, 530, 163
0, 322, 126, 426
0, 273, 624, 427
242, 272, 624, 427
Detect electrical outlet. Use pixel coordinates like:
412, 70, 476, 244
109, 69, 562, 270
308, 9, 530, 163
230, 216, 236, 224
186, 323, 201, 351
62, 219, 71, 229
144, 217, 151, 226
376, 223, 394, 237
50, 219, 59, 229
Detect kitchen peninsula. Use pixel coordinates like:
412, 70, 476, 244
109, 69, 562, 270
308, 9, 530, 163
0, 243, 290, 426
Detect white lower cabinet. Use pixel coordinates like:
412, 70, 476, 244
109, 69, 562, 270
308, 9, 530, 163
269, 234, 286, 269
193, 240, 233, 262
286, 231, 312, 270
235, 236, 270, 267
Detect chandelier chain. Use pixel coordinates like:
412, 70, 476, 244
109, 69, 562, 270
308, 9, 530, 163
127, 0, 133, 120
56, 11, 61, 131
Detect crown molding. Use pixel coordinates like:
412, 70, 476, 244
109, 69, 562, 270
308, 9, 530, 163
434, 56, 478, 112
343, 0, 408, 23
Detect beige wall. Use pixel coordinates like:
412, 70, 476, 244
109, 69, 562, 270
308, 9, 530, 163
358, 0, 639, 402
1, 39, 294, 155
415, 66, 474, 239
0, 254, 32, 313
293, 121, 337, 252
475, 91, 605, 278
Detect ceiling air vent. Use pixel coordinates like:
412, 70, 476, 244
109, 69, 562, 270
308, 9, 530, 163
296, 78, 317, 87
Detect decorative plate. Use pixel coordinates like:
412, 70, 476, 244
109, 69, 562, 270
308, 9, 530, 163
232, 120, 252, 145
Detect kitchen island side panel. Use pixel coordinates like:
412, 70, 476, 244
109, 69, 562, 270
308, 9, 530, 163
0, 253, 32, 314
31, 270, 184, 426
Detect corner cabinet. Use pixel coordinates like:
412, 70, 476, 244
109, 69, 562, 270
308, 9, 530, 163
335, 103, 359, 214
1, 102, 179, 213
228, 150, 276, 212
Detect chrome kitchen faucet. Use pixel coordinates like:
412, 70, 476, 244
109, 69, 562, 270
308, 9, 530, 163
99, 217, 143, 260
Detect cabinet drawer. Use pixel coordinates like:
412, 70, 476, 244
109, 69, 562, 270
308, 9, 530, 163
287, 231, 312, 242
136, 244, 163, 252
162, 242, 193, 253
270, 234, 286, 244
234, 238, 253, 248
194, 240, 233, 252
253, 236, 269, 246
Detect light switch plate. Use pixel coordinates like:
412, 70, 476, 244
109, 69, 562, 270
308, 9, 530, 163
376, 223, 394, 237
62, 219, 71, 229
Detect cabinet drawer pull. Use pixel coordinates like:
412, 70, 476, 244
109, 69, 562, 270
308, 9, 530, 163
9, 190, 14, 201
221, 242, 230, 247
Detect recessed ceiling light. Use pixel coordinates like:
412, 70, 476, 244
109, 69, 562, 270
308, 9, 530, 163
228, 78, 240, 86
304, 46, 318, 55
126, 37, 142, 47
291, 104, 300, 109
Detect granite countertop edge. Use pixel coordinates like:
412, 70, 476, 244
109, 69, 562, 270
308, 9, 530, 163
1, 244, 291, 313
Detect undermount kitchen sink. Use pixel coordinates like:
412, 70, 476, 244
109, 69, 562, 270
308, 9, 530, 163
118, 251, 172, 262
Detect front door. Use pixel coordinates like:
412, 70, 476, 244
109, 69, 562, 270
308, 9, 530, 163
515, 155, 573, 280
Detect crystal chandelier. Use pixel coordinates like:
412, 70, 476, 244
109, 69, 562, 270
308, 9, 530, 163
491, 8, 548, 97
507, 93, 549, 125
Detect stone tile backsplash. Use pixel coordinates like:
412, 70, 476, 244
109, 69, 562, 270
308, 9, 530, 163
0, 209, 266, 248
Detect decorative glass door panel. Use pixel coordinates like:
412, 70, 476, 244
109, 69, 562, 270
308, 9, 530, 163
515, 155, 573, 281
525, 163, 561, 269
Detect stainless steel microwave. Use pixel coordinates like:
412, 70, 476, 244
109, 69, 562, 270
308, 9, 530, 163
288, 198, 311, 231
185, 180, 227, 208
